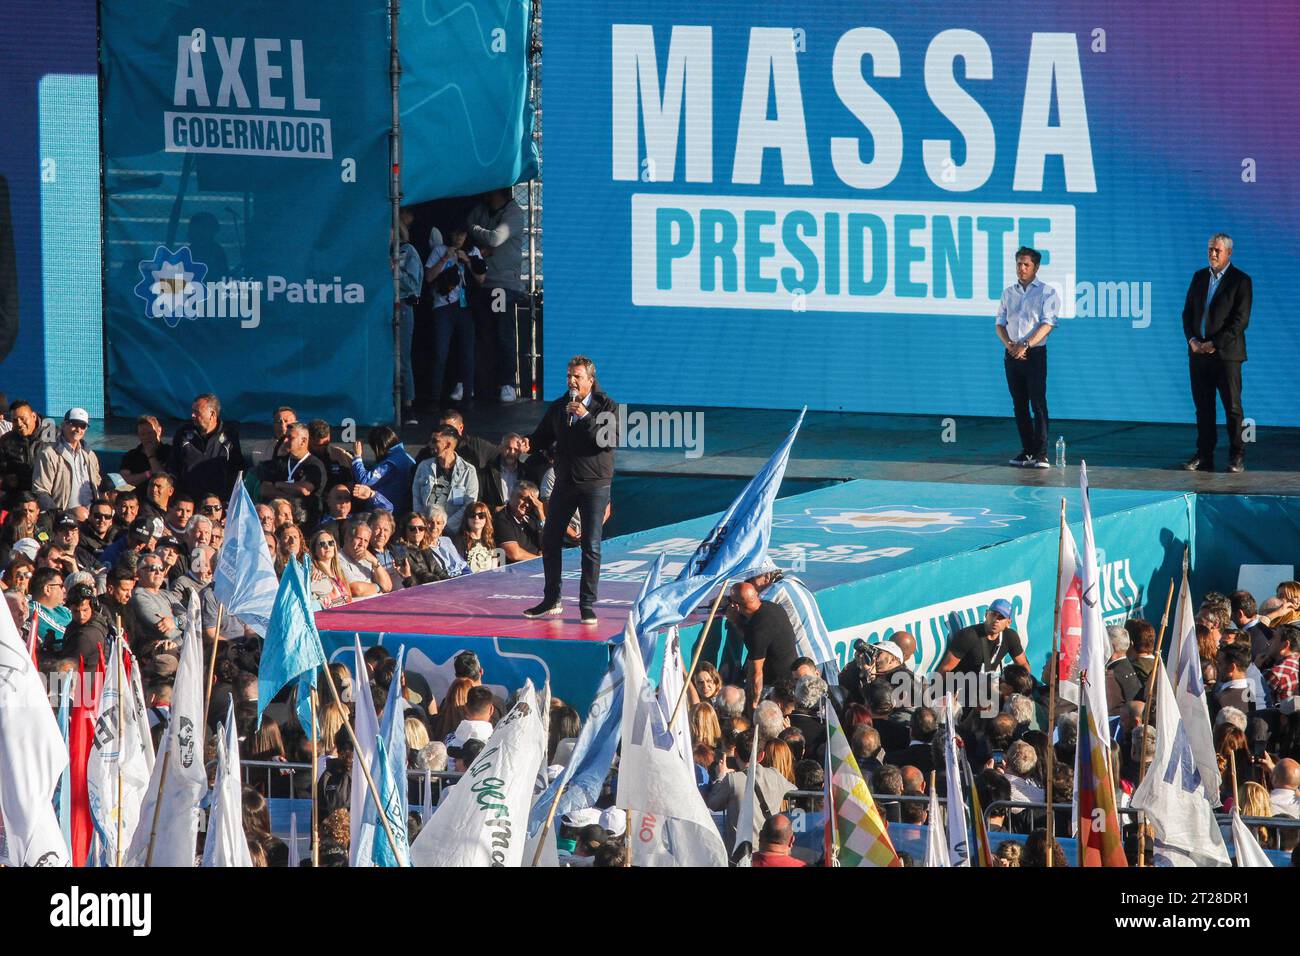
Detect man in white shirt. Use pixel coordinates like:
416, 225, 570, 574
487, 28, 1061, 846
995, 247, 1060, 469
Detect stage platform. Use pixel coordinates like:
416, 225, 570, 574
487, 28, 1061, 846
311, 476, 1299, 713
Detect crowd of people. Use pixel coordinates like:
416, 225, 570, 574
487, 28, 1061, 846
1, 388, 1298, 867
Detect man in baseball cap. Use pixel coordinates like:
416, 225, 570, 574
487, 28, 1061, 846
30, 406, 101, 512
936, 597, 1032, 677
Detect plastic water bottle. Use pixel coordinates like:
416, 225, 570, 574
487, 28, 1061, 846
1055, 436, 1066, 469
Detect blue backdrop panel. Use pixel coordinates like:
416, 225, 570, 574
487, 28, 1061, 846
544, 2, 1300, 424
400, 0, 538, 203
0, 1, 101, 413
101, 1, 394, 424
1192, 494, 1300, 600
318, 631, 608, 715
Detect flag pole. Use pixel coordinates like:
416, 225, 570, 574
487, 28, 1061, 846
144, 748, 172, 867
318, 659, 403, 862
310, 684, 320, 868
1045, 497, 1065, 866
1134, 573, 1177, 867
530, 777, 568, 868
203, 604, 225, 719
668, 580, 730, 728
823, 695, 839, 867
1229, 748, 1240, 812
115, 631, 126, 867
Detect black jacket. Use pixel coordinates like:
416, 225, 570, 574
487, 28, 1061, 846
168, 420, 246, 498
527, 389, 617, 486
0, 429, 42, 496
1182, 264, 1251, 362
318, 756, 352, 817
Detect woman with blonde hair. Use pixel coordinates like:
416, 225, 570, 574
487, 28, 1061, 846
405, 715, 431, 756
307, 529, 350, 609
689, 701, 722, 750
1237, 781, 1274, 846
437, 677, 474, 741
761, 737, 796, 784
1272, 581, 1300, 627
316, 698, 348, 758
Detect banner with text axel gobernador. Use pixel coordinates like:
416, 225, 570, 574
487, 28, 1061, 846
101, 0, 393, 424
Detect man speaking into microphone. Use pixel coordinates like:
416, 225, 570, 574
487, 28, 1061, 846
521, 355, 617, 625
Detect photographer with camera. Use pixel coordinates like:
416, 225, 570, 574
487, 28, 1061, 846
424, 225, 485, 407
837, 631, 919, 709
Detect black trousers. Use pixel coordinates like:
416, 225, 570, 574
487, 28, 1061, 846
1189, 353, 1244, 461
542, 479, 611, 608
1004, 346, 1049, 457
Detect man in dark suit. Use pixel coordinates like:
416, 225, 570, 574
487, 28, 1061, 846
521, 356, 617, 625
1181, 234, 1251, 473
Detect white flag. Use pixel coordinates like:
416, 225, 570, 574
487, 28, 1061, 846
410, 684, 545, 866
1229, 809, 1273, 868
1130, 658, 1230, 867
0, 600, 70, 866
202, 699, 253, 867
1168, 557, 1222, 804
87, 635, 154, 865
617, 623, 727, 867
732, 727, 761, 867
924, 782, 950, 868
127, 592, 207, 867
656, 628, 693, 770
941, 695, 970, 866
349, 636, 382, 866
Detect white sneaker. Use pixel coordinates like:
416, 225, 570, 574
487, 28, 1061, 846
450, 383, 463, 401
500, 385, 517, 402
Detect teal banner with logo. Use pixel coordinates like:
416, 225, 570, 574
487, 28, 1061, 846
101, 1, 393, 423
399, 0, 538, 204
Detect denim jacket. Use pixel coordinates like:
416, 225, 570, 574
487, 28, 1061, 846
411, 454, 479, 533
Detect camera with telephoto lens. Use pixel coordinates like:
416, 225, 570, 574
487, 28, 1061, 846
841, 639, 881, 704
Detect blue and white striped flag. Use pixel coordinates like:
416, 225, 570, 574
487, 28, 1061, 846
766, 575, 839, 678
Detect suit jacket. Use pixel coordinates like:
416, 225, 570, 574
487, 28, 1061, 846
1182, 264, 1251, 362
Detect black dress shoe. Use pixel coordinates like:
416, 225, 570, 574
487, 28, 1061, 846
1181, 456, 1211, 472
579, 606, 598, 626
1228, 456, 1245, 473
522, 601, 562, 618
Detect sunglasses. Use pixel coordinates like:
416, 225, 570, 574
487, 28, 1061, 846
407, 524, 426, 531
316, 541, 336, 549
469, 513, 488, 520
92, 512, 114, 521
142, 566, 164, 573
201, 504, 222, 513
15, 571, 32, 580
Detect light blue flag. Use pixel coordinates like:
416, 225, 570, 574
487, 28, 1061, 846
212, 476, 279, 635
256, 558, 326, 733
636, 409, 805, 634
372, 648, 411, 867
527, 555, 666, 835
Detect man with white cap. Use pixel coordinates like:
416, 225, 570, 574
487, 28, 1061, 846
937, 598, 1031, 677
31, 408, 100, 513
